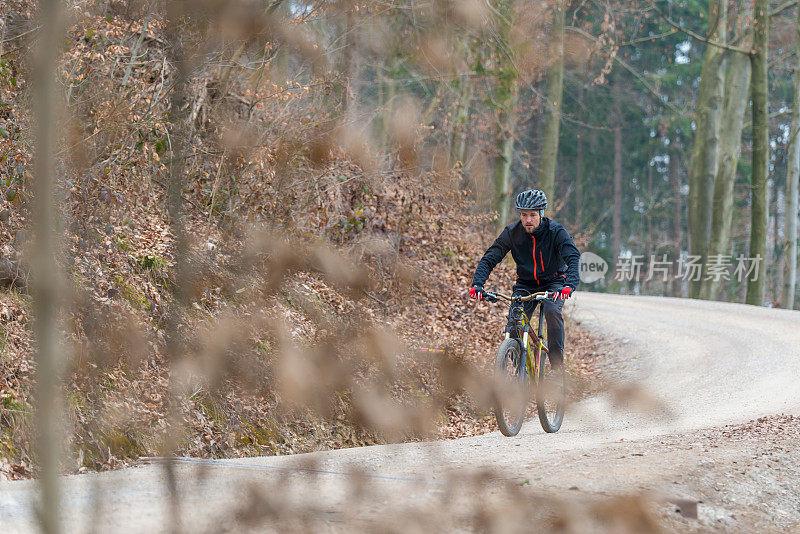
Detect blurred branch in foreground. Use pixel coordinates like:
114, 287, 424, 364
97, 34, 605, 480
30, 0, 63, 532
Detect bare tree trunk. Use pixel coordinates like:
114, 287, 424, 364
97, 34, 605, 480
377, 67, 395, 149
165, 12, 192, 319
538, 0, 566, 200
490, 0, 518, 230
450, 73, 473, 167
0, 17, 5, 61
643, 155, 654, 294
216, 41, 247, 99
575, 83, 584, 229
785, 4, 800, 309
613, 80, 623, 270
340, 6, 357, 120
702, 47, 751, 301
493, 85, 519, 230
163, 2, 195, 530
452, 77, 472, 165
421, 81, 446, 126
31, 1, 63, 532
670, 147, 683, 297
121, 0, 155, 88
747, 0, 769, 305
772, 178, 781, 302
786, 176, 799, 308
688, 0, 727, 299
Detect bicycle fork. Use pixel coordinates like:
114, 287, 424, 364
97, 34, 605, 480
505, 329, 541, 381
505, 330, 531, 349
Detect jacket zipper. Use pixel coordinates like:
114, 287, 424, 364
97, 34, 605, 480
532, 235, 538, 283
539, 251, 544, 272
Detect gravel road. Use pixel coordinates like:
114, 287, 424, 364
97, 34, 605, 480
2, 292, 799, 532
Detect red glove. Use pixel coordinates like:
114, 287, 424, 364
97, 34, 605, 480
553, 287, 573, 300
469, 286, 486, 301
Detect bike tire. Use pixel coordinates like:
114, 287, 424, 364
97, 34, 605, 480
493, 338, 529, 437
536, 354, 566, 433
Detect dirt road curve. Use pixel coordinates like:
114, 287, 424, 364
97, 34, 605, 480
2, 293, 800, 532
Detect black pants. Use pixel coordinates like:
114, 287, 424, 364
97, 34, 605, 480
512, 282, 566, 370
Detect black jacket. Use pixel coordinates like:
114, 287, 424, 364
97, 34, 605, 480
471, 218, 581, 290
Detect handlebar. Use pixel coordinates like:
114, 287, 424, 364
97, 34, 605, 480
484, 290, 551, 303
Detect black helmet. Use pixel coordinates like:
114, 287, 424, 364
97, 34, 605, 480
514, 189, 547, 211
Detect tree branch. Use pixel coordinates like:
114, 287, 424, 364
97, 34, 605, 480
620, 29, 679, 46
267, 0, 286, 13
565, 26, 688, 118
771, 0, 797, 17
648, 2, 752, 56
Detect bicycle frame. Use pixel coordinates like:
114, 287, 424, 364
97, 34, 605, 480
511, 304, 549, 384
486, 291, 551, 385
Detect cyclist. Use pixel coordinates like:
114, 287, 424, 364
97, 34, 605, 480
469, 189, 580, 372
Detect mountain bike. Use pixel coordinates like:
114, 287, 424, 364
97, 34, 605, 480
483, 290, 566, 436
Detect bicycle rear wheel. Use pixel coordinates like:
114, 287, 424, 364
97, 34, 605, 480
536, 350, 566, 433
493, 338, 529, 437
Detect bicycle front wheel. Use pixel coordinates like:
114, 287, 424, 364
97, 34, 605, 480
493, 338, 529, 437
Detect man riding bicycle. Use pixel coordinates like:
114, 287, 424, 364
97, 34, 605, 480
469, 189, 581, 372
